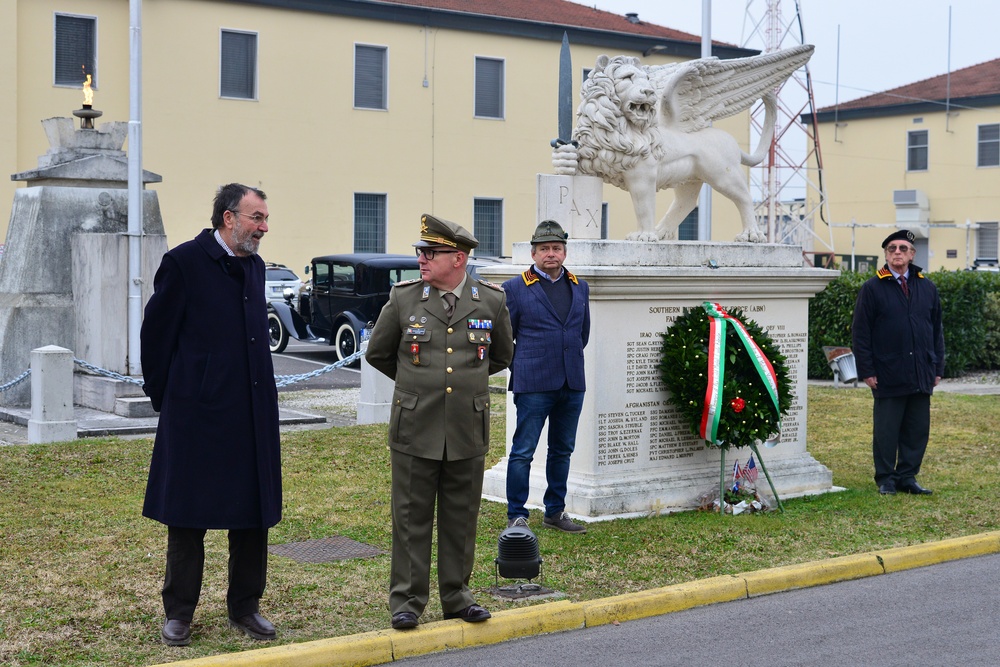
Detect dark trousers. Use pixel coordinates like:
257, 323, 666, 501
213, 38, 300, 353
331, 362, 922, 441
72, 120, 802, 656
162, 526, 269, 621
389, 450, 485, 617
872, 393, 931, 486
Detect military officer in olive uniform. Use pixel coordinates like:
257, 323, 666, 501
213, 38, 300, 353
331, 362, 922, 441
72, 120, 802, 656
365, 214, 514, 630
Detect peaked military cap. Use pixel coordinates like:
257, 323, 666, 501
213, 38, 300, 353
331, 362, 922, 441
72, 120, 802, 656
531, 219, 569, 244
414, 213, 478, 253
882, 229, 916, 248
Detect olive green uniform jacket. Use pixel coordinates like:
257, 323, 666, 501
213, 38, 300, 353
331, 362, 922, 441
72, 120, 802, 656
365, 276, 513, 461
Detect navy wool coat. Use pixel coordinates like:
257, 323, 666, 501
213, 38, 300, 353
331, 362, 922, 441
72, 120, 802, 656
141, 229, 282, 529
502, 266, 590, 393
852, 263, 945, 398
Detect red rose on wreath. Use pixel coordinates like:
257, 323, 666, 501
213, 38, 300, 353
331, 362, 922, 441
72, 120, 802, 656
730, 397, 746, 413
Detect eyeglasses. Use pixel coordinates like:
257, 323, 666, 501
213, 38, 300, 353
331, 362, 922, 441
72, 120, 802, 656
886, 244, 914, 253
230, 211, 269, 225
415, 248, 458, 260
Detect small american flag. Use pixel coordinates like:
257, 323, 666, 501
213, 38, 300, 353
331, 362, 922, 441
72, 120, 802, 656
743, 456, 759, 484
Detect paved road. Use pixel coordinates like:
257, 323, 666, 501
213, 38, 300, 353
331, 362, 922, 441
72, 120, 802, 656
271, 340, 362, 392
394, 553, 1000, 667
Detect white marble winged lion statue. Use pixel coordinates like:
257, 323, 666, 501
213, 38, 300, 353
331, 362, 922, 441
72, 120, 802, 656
552, 45, 814, 242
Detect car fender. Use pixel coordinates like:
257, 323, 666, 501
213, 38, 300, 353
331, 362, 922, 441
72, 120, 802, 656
336, 310, 369, 336
268, 301, 321, 342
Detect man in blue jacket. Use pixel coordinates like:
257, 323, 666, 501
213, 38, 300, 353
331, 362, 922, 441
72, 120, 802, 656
502, 220, 590, 533
141, 184, 282, 646
852, 229, 945, 496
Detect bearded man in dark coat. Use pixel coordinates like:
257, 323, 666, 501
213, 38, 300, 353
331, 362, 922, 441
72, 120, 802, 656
852, 229, 945, 497
141, 183, 282, 646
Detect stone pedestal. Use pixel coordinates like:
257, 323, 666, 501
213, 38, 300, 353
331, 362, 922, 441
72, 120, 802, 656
27, 345, 77, 443
0, 117, 166, 406
480, 240, 839, 518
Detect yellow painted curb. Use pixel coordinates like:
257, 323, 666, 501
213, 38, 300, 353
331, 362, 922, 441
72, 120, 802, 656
147, 630, 391, 667
742, 553, 883, 597
459, 599, 585, 648
580, 575, 746, 627
876, 531, 1000, 573
149, 531, 1000, 667
385, 623, 464, 660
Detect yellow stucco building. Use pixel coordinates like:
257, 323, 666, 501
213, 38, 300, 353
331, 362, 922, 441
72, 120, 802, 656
3, 0, 757, 274
813, 57, 1000, 272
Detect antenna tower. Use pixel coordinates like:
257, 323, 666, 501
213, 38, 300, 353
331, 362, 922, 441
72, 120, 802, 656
740, 0, 834, 262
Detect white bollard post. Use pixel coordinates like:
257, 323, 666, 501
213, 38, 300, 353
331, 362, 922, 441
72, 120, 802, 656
27, 345, 78, 443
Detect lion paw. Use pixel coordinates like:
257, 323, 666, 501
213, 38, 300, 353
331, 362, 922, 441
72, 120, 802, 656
626, 231, 661, 242
735, 228, 767, 243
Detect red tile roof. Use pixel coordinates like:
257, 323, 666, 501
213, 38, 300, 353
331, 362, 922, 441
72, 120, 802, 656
822, 57, 1000, 112
375, 0, 704, 43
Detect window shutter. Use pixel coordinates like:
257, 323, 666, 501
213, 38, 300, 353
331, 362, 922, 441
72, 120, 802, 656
221, 31, 256, 99
473, 199, 503, 257
475, 58, 504, 119
55, 15, 96, 87
978, 125, 999, 168
354, 194, 387, 253
355, 46, 387, 110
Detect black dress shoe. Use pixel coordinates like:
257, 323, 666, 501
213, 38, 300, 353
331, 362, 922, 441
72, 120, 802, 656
391, 611, 419, 629
161, 618, 191, 646
443, 604, 491, 622
228, 613, 277, 641
897, 481, 933, 495
878, 482, 897, 495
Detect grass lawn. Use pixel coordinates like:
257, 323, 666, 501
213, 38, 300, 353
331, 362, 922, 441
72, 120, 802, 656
0, 386, 997, 665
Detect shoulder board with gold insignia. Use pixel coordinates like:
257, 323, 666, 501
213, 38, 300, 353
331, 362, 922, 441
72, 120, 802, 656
477, 278, 504, 291
876, 267, 893, 280
566, 270, 579, 285
521, 269, 540, 286
916, 271, 925, 279
394, 278, 423, 287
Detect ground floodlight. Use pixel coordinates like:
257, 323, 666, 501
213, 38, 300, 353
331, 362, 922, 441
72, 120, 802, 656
495, 525, 542, 580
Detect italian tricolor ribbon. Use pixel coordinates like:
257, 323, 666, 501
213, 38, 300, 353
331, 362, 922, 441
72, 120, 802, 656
699, 302, 781, 443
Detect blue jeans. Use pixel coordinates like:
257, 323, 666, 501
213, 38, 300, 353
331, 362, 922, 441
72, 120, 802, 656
506, 388, 585, 520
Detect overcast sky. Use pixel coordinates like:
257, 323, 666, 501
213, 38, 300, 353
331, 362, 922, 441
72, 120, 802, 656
582, 0, 998, 109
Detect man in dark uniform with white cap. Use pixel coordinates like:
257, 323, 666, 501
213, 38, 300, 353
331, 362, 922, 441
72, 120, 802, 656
852, 229, 945, 496
365, 213, 513, 630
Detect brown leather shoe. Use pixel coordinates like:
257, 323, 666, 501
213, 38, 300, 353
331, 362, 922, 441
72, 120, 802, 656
228, 613, 277, 641
161, 618, 191, 646
443, 604, 491, 622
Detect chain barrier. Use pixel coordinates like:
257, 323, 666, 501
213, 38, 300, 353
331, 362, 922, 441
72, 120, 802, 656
2, 348, 366, 394
0, 368, 30, 393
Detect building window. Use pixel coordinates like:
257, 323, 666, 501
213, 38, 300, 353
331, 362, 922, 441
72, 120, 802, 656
355, 44, 387, 110
977, 222, 999, 263
582, 67, 592, 83
55, 14, 96, 87
354, 194, 386, 253
907, 130, 928, 171
978, 124, 1000, 168
475, 57, 504, 119
678, 207, 699, 240
473, 199, 503, 257
220, 30, 257, 99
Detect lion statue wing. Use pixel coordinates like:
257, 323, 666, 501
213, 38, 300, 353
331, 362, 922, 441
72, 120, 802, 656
655, 44, 815, 133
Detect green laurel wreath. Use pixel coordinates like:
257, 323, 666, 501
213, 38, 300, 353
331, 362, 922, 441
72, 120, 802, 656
658, 305, 793, 451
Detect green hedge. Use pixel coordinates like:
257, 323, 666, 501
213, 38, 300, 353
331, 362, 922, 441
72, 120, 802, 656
808, 268, 1000, 379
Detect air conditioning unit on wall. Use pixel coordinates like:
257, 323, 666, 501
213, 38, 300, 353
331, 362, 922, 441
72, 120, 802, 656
892, 189, 930, 238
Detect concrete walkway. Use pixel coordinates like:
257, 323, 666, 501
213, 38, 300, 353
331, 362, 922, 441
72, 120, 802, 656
146, 531, 1000, 667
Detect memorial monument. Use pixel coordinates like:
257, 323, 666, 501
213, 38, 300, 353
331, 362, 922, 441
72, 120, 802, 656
480, 44, 837, 517
0, 93, 167, 407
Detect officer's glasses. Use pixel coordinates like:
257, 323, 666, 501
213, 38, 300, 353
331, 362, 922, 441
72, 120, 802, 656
886, 244, 914, 254
230, 211, 269, 226
415, 248, 458, 260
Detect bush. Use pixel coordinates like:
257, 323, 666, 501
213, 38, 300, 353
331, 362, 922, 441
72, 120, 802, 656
807, 268, 1000, 379
807, 270, 869, 379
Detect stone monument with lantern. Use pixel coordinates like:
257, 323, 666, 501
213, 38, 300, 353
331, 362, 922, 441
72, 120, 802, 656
0, 79, 167, 411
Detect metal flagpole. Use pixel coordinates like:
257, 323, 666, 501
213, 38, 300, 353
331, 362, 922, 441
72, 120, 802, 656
127, 0, 143, 375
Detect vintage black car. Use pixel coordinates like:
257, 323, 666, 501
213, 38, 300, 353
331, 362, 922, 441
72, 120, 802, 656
267, 253, 420, 360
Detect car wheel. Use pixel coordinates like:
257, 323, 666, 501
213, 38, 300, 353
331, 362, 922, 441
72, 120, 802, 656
268, 311, 289, 354
335, 322, 359, 365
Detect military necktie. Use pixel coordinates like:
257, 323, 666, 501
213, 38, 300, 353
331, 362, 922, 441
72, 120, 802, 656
444, 292, 457, 320
899, 275, 909, 298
